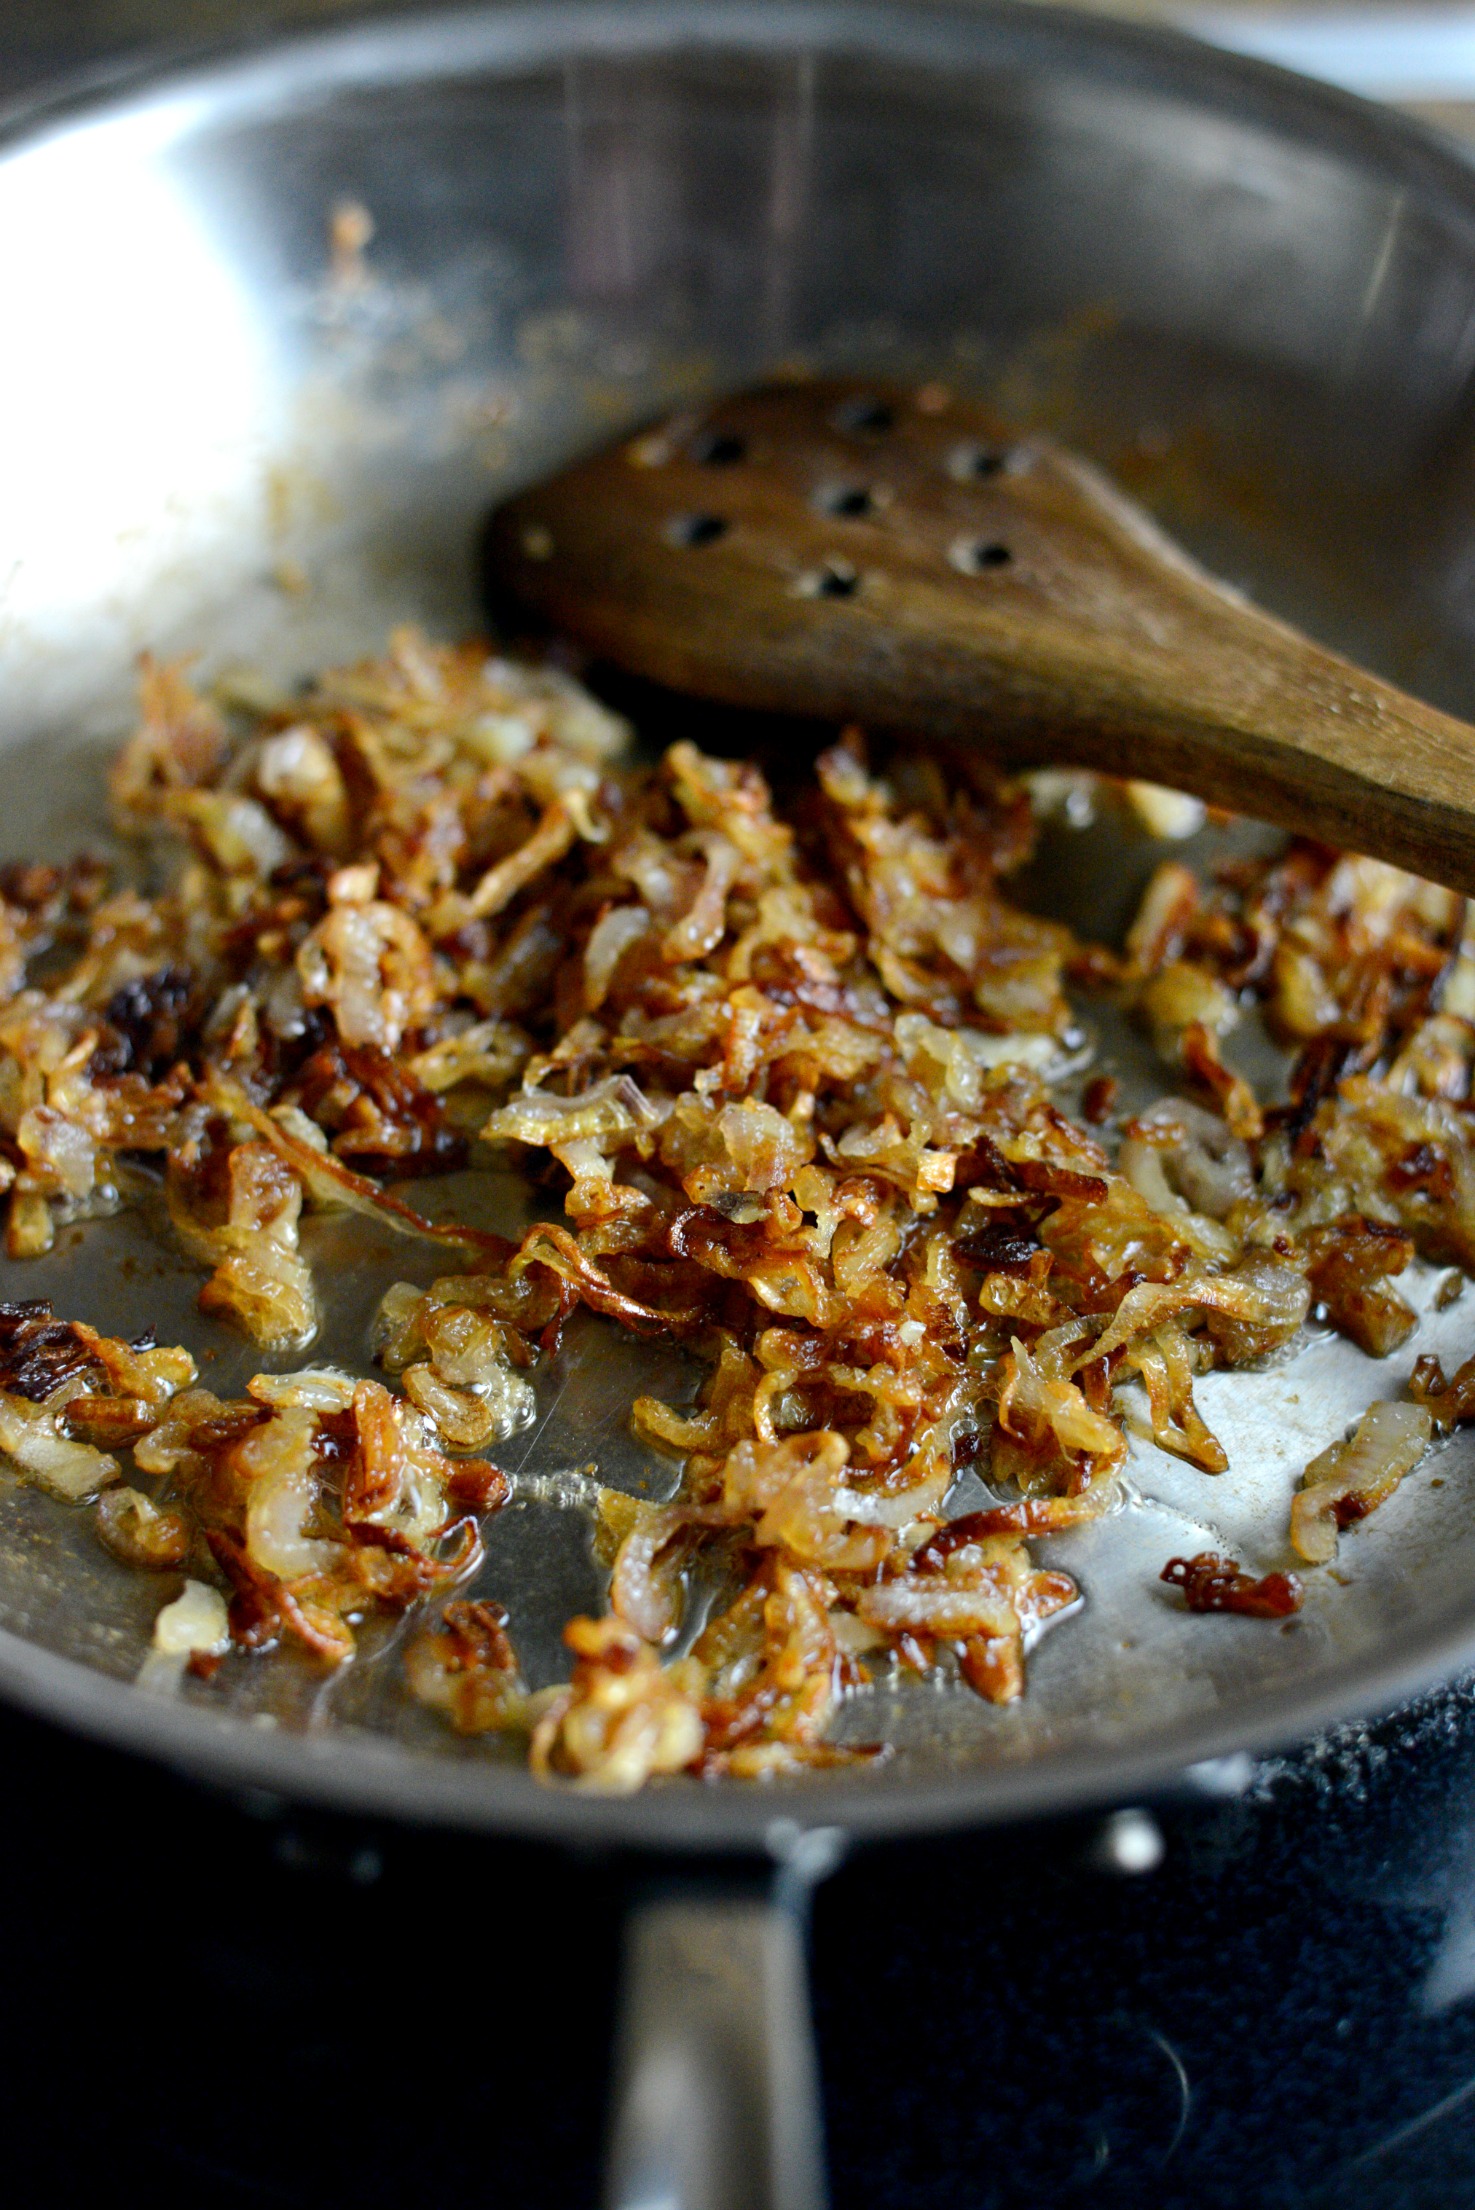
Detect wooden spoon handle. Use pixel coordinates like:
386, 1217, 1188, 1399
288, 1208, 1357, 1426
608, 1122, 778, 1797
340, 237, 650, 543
486, 379, 1475, 891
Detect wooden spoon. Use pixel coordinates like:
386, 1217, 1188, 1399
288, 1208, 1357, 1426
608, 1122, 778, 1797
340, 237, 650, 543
485, 377, 1475, 891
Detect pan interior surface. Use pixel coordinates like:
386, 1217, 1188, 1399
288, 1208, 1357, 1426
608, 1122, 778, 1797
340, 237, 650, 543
6, 0, 1475, 1842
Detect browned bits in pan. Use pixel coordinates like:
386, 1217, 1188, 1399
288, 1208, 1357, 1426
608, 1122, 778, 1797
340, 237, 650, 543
1081, 1073, 1118, 1124
1160, 1553, 1303, 1619
0, 1302, 100, 1404
95, 1487, 191, 1570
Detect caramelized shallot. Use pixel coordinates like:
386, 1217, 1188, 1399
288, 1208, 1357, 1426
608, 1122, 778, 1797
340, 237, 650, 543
1160, 1552, 1302, 1618
1, 627, 1468, 1789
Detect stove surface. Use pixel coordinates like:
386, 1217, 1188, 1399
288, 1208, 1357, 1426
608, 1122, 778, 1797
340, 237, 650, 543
4, 1684, 1475, 2207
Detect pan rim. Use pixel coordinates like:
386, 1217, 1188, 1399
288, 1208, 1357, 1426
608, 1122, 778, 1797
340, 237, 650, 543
3, 0, 1475, 225
5, 0, 1475, 1846
0, 1594, 1469, 1848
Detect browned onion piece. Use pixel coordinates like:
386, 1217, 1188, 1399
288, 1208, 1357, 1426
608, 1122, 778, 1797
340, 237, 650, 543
3, 629, 1463, 1791
1160, 1552, 1302, 1618
96, 1486, 190, 1569
1299, 1216, 1417, 1359
404, 1599, 525, 1734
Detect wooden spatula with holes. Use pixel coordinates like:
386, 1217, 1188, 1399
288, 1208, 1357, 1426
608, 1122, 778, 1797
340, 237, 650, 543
484, 377, 1475, 889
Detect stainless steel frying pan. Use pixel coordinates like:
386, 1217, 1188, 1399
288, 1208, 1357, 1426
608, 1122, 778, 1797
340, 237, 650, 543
8, 5, 1475, 2201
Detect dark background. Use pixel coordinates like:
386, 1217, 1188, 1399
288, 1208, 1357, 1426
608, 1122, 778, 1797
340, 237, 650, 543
9, 1679, 1475, 2208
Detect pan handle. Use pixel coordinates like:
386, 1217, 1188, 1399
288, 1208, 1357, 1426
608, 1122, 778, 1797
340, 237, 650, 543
603, 1826, 843, 2210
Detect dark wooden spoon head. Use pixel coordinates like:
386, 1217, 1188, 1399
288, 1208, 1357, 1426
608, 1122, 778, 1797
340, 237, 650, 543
485, 377, 1475, 891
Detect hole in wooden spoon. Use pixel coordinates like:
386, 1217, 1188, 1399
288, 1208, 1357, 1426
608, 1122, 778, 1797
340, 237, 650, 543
816, 484, 881, 519
949, 536, 1011, 574
795, 558, 860, 599
947, 441, 1009, 482
832, 396, 894, 437
666, 513, 729, 548
693, 430, 747, 466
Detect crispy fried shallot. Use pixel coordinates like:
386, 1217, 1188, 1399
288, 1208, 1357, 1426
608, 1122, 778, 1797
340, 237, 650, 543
4, 635, 1475, 1787
1160, 1552, 1303, 1618
1291, 1400, 1433, 1564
